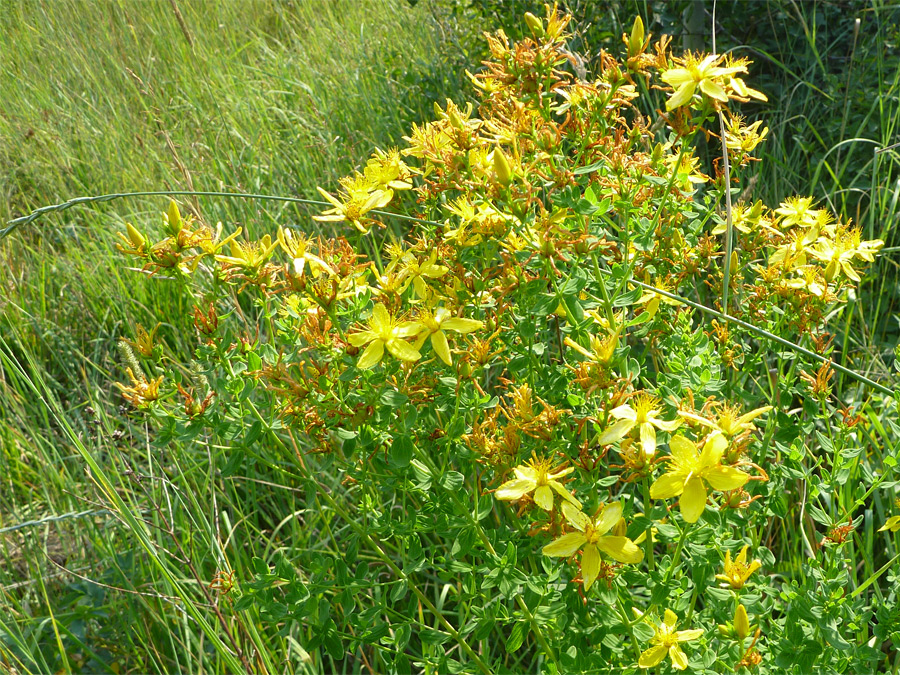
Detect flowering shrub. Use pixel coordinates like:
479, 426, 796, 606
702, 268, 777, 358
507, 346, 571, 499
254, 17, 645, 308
114, 6, 896, 673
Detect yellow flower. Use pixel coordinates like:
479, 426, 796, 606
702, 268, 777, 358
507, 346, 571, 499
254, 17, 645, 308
678, 403, 772, 438
808, 227, 884, 283
715, 545, 762, 589
879, 515, 900, 533
638, 609, 703, 670
495, 454, 581, 511
215, 235, 279, 270
115, 367, 164, 408
413, 306, 483, 366
596, 393, 681, 457
775, 196, 819, 228
635, 279, 682, 318
401, 250, 448, 299
784, 266, 828, 297
123, 323, 161, 358
563, 325, 620, 365
660, 53, 746, 111
347, 304, 423, 369
650, 433, 750, 523
313, 185, 393, 234
724, 116, 769, 154
543, 501, 643, 589
363, 148, 413, 191
277, 227, 334, 277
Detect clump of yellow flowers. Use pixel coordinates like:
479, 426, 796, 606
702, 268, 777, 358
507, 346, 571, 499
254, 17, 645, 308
111, 5, 890, 674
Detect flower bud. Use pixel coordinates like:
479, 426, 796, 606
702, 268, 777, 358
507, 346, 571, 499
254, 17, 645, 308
628, 16, 644, 57
126, 223, 146, 251
164, 200, 183, 236
734, 604, 750, 641
524, 12, 544, 37
493, 146, 514, 186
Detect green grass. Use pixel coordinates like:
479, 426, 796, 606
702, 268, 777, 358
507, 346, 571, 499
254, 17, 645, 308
0, 1, 473, 672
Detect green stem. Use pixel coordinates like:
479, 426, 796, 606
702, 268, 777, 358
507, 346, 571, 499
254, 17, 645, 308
664, 522, 691, 585
643, 478, 655, 572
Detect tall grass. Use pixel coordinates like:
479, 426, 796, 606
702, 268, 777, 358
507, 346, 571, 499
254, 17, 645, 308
1, 1, 472, 672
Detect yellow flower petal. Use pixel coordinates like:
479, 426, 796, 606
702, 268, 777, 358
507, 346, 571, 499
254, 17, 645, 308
699, 77, 728, 102
542, 532, 586, 557
640, 422, 657, 456
597, 419, 635, 445
495, 478, 535, 501
430, 330, 452, 366
669, 644, 689, 670
879, 515, 900, 532
348, 331, 376, 348
651, 472, 685, 500
680, 476, 707, 523
534, 484, 554, 511
664, 609, 679, 627
562, 502, 591, 531
581, 543, 601, 590
669, 435, 698, 464
442, 317, 483, 333
704, 465, 750, 492
666, 81, 696, 110
357, 340, 385, 369
549, 481, 582, 508
595, 535, 644, 564
676, 629, 703, 642
386, 339, 421, 363
594, 501, 624, 535
698, 432, 727, 468
639, 645, 668, 668
370, 304, 391, 332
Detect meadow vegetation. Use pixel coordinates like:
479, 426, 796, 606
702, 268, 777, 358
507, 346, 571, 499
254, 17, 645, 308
2, 2, 900, 674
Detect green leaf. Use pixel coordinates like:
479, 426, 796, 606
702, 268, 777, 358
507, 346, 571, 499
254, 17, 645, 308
505, 622, 526, 653
533, 293, 559, 316
381, 388, 409, 408
440, 471, 464, 492
613, 286, 643, 307
390, 435, 414, 468
420, 628, 451, 645
390, 579, 408, 602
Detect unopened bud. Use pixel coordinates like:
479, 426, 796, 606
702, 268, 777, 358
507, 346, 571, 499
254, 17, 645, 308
734, 604, 750, 641
165, 200, 183, 236
628, 16, 645, 57
448, 105, 464, 130
126, 223, 146, 250
730, 249, 740, 274
524, 12, 544, 37
493, 146, 513, 186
